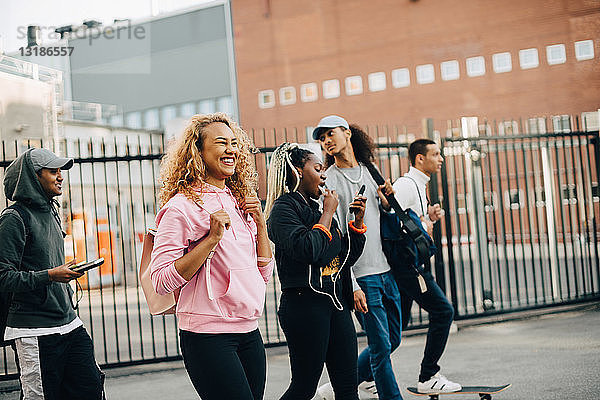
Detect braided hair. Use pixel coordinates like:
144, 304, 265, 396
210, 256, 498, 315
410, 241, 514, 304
264, 143, 313, 217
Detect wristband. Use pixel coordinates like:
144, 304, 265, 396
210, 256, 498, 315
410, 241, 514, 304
257, 256, 272, 264
348, 221, 367, 234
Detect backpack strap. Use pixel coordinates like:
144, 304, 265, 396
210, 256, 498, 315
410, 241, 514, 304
3, 203, 31, 240
364, 163, 432, 266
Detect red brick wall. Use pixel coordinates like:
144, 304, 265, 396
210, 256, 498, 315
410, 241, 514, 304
231, 0, 600, 136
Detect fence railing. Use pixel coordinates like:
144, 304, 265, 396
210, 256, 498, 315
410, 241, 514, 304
1, 114, 599, 379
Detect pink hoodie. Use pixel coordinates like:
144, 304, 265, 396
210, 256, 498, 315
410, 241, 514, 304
149, 184, 274, 334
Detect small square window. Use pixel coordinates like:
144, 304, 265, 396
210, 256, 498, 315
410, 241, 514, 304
300, 83, 318, 102
345, 76, 363, 96
493, 52, 512, 73
258, 90, 275, 109
519, 48, 539, 69
416, 64, 435, 84
368, 72, 386, 92
322, 79, 340, 99
466, 56, 486, 77
546, 44, 566, 65
441, 60, 460, 81
279, 86, 296, 106
575, 40, 594, 61
391, 68, 410, 88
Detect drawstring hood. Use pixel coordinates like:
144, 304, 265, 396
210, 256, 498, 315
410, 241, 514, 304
4, 149, 53, 211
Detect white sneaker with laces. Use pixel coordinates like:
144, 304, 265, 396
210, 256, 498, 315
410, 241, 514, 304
358, 381, 378, 399
314, 382, 334, 400
416, 373, 462, 393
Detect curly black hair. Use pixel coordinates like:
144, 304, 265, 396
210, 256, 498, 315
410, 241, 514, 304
324, 123, 376, 168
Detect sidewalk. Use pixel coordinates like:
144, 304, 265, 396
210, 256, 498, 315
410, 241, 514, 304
1, 303, 598, 399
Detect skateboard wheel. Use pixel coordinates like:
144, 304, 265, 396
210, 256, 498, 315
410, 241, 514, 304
479, 394, 492, 400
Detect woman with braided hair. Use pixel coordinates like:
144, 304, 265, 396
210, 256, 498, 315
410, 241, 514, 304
265, 143, 368, 400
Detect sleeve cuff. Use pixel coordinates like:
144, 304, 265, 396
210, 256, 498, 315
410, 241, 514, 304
312, 224, 332, 241
348, 221, 367, 234
36, 270, 51, 285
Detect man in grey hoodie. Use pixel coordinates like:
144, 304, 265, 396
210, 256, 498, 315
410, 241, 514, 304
0, 148, 102, 399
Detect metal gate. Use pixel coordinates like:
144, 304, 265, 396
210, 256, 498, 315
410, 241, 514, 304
438, 119, 600, 317
1, 116, 600, 379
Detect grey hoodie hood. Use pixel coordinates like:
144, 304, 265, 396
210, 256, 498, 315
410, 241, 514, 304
4, 149, 51, 210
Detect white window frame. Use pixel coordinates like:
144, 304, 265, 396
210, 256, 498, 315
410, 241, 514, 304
345, 76, 363, 96
279, 86, 296, 106
575, 40, 594, 61
546, 44, 566, 65
466, 56, 486, 77
300, 83, 318, 102
492, 52, 512, 73
322, 79, 341, 99
441, 60, 460, 81
368, 72, 386, 92
391, 68, 410, 88
519, 48, 539, 69
416, 64, 435, 84
258, 90, 275, 109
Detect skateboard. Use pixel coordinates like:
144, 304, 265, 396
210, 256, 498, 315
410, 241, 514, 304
406, 384, 511, 400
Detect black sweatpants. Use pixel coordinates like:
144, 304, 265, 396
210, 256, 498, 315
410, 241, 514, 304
15, 326, 102, 400
278, 288, 359, 400
179, 328, 266, 400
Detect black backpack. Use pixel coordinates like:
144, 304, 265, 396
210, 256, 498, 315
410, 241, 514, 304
0, 203, 30, 346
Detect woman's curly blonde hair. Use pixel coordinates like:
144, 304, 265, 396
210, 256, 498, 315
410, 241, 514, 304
158, 113, 258, 207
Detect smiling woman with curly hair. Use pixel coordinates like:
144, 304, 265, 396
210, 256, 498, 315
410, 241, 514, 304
158, 113, 258, 207
150, 113, 274, 400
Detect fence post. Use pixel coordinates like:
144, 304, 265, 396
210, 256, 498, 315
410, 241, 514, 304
424, 118, 447, 293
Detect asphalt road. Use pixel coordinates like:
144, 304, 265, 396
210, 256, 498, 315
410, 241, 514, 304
3, 303, 594, 399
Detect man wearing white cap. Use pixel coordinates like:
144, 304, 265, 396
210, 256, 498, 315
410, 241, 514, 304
313, 116, 404, 400
0, 148, 103, 399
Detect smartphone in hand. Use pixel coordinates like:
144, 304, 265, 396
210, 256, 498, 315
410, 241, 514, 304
71, 258, 104, 273
350, 185, 366, 214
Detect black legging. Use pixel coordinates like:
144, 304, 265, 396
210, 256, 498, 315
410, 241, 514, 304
278, 288, 359, 400
179, 328, 266, 400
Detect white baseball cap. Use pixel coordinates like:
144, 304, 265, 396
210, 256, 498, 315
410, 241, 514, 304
312, 115, 349, 140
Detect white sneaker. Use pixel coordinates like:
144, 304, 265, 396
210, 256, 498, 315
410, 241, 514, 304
315, 382, 334, 400
416, 373, 462, 393
358, 381, 378, 399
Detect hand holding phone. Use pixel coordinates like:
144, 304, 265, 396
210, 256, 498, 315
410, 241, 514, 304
349, 185, 366, 214
70, 258, 104, 273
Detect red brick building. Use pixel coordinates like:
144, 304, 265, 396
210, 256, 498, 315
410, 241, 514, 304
231, 0, 600, 136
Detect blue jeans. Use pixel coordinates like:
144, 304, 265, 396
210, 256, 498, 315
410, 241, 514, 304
356, 271, 403, 400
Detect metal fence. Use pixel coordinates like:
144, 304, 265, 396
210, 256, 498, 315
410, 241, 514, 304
1, 115, 599, 379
